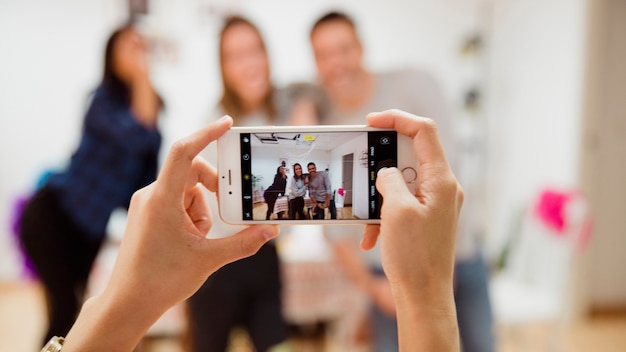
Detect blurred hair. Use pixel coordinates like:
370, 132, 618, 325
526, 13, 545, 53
310, 11, 357, 38
293, 163, 304, 180
307, 162, 316, 169
102, 25, 133, 102
218, 15, 276, 124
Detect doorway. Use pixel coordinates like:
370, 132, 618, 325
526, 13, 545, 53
342, 154, 353, 205
581, 0, 626, 310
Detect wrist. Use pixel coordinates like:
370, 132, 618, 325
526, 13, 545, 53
392, 283, 459, 351
130, 74, 152, 92
63, 289, 163, 351
391, 278, 455, 317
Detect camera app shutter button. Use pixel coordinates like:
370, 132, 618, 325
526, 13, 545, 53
401, 167, 417, 184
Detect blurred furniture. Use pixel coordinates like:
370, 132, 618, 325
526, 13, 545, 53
273, 195, 315, 218
490, 189, 592, 351
334, 188, 345, 219
252, 188, 263, 203
279, 229, 369, 350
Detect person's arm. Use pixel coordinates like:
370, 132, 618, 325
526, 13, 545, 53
361, 110, 463, 352
291, 178, 302, 197
61, 116, 279, 351
84, 89, 161, 155
280, 177, 287, 196
324, 172, 332, 207
129, 75, 160, 129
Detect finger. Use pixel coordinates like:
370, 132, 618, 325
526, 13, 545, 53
190, 157, 218, 193
205, 225, 279, 267
375, 167, 412, 200
158, 116, 232, 199
366, 110, 449, 168
185, 184, 213, 235
361, 225, 380, 251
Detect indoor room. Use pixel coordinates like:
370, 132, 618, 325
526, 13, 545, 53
248, 131, 368, 221
1, 0, 625, 351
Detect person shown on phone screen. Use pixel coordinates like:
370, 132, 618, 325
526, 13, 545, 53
288, 163, 308, 220
307, 162, 332, 219
308, 11, 494, 352
263, 166, 287, 220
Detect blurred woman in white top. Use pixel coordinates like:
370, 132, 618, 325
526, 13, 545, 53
187, 16, 288, 352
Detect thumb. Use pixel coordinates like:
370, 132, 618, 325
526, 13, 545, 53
376, 167, 412, 199
207, 225, 279, 267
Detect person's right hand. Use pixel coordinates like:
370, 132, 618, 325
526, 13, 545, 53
61, 116, 279, 352
360, 109, 463, 351
113, 29, 149, 85
361, 109, 463, 290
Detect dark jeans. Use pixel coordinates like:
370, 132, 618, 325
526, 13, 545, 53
329, 195, 337, 219
288, 197, 305, 220
19, 185, 103, 344
369, 254, 494, 352
187, 243, 288, 352
312, 205, 325, 219
264, 192, 279, 220
454, 254, 495, 352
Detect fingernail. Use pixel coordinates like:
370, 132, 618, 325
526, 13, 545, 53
377, 167, 389, 176
218, 115, 231, 122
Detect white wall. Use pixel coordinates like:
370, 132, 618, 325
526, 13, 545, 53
329, 133, 369, 219
484, 0, 587, 259
0, 0, 494, 281
0, 0, 127, 280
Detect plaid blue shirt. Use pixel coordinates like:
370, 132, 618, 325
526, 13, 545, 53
47, 86, 161, 240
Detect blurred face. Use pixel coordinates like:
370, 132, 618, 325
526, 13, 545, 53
279, 167, 285, 176
307, 164, 317, 178
311, 21, 364, 93
294, 164, 302, 176
112, 29, 148, 83
221, 23, 271, 107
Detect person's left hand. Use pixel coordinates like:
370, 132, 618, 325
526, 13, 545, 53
104, 115, 279, 318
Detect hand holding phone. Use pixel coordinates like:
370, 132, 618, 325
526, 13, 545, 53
359, 110, 462, 351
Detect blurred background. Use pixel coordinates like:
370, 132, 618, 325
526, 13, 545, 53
1, 0, 625, 351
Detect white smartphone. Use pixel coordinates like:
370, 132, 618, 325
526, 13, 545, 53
217, 125, 418, 225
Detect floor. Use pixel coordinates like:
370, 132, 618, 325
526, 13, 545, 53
2, 281, 626, 352
253, 202, 355, 221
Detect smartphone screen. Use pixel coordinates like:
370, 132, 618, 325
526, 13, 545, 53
238, 130, 397, 221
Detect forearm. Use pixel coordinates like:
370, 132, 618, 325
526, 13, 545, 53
392, 283, 459, 351
62, 290, 163, 352
131, 77, 159, 129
